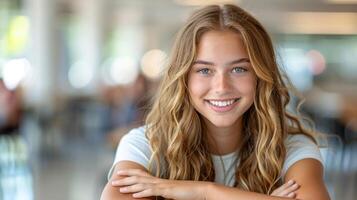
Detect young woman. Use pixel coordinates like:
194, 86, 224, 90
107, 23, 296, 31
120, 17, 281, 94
101, 4, 330, 200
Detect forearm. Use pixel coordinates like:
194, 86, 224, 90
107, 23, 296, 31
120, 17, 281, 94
206, 183, 295, 200
100, 182, 154, 200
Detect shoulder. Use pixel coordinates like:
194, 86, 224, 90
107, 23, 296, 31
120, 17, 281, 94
285, 133, 316, 147
123, 125, 147, 138
284, 158, 330, 199
282, 134, 323, 179
118, 125, 150, 153
108, 126, 153, 179
283, 135, 331, 199
120, 126, 148, 143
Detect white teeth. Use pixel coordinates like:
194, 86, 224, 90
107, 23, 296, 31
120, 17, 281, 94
208, 99, 236, 107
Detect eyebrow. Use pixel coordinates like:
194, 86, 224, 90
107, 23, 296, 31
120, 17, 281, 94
192, 58, 250, 66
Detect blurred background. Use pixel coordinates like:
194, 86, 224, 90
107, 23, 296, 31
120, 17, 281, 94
0, 0, 356, 199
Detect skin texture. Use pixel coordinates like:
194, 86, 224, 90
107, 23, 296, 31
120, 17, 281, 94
111, 167, 301, 200
188, 30, 256, 128
187, 30, 257, 155
100, 161, 154, 200
284, 159, 330, 200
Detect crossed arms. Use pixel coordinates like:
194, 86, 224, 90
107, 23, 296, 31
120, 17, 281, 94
100, 158, 330, 200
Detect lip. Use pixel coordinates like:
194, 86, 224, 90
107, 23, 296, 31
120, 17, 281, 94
205, 98, 240, 113
205, 98, 239, 101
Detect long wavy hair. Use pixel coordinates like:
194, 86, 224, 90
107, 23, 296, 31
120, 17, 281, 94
145, 4, 317, 195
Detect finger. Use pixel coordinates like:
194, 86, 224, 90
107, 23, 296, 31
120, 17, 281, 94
282, 183, 299, 195
117, 169, 151, 177
132, 189, 157, 198
112, 176, 154, 186
272, 180, 295, 194
287, 192, 296, 198
279, 183, 299, 197
119, 183, 151, 193
271, 180, 295, 195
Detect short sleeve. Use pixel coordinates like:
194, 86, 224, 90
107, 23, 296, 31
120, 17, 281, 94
282, 134, 324, 180
107, 126, 152, 180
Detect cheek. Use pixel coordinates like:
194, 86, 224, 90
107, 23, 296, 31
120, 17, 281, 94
235, 76, 257, 96
188, 77, 208, 98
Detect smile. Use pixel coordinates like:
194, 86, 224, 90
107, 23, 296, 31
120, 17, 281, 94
205, 98, 240, 112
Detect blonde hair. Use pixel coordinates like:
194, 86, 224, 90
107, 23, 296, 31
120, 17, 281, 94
145, 4, 317, 195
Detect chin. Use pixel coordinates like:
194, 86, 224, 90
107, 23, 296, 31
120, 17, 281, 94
209, 118, 237, 128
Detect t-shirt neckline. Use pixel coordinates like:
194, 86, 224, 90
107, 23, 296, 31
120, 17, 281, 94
211, 150, 239, 160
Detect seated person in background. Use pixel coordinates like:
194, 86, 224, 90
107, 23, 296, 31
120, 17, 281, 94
0, 79, 22, 135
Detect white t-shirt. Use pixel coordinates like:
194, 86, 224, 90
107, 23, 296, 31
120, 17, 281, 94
108, 126, 323, 186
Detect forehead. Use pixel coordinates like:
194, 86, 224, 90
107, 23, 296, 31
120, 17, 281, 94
196, 30, 248, 59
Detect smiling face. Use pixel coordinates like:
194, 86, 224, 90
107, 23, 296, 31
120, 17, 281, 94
188, 30, 257, 129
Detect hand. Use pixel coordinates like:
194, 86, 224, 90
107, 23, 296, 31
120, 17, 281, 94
270, 180, 300, 198
111, 169, 208, 200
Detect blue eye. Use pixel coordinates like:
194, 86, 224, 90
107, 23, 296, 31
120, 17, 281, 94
197, 68, 210, 74
232, 67, 247, 73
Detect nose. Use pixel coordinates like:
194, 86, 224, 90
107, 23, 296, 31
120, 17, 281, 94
213, 72, 231, 94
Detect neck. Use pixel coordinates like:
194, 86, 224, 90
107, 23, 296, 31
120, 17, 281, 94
204, 118, 243, 155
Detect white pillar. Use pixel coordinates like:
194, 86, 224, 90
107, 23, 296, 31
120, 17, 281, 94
69, 0, 104, 95
24, 0, 57, 112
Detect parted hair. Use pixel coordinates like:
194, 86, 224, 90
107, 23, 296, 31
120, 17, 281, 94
145, 4, 317, 195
